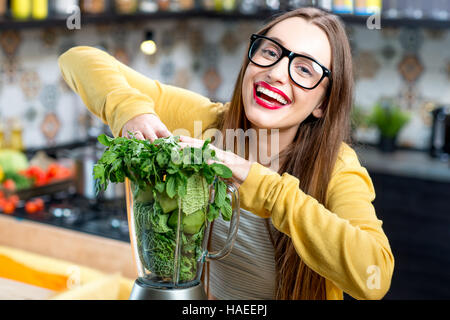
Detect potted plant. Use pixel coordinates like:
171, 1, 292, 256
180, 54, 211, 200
366, 101, 410, 152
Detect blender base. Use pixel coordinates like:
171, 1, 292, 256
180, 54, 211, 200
129, 278, 207, 300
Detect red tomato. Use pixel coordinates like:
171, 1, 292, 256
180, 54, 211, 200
0, 191, 4, 199
3, 179, 16, 191
33, 198, 44, 211
34, 175, 48, 187
8, 195, 19, 206
3, 201, 16, 214
25, 201, 38, 214
0, 198, 6, 210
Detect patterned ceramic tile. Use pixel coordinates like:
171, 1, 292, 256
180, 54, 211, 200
221, 28, 240, 54
159, 28, 176, 55
173, 21, 189, 43
353, 51, 380, 80
114, 47, 130, 65
58, 39, 76, 56
160, 59, 175, 83
24, 105, 38, 123
39, 84, 60, 111
420, 102, 436, 127
381, 44, 397, 61
187, 28, 205, 55
424, 29, 446, 40
173, 68, 191, 89
1, 57, 22, 84
236, 21, 257, 43
446, 60, 450, 80
59, 76, 72, 93
96, 24, 113, 35
0, 30, 22, 58
203, 66, 222, 96
112, 26, 129, 46
398, 54, 424, 83
381, 27, 400, 39
191, 58, 202, 74
399, 28, 424, 53
20, 70, 42, 100
398, 84, 420, 110
146, 52, 160, 66
41, 28, 58, 48
202, 43, 220, 68
41, 112, 61, 145
94, 42, 109, 52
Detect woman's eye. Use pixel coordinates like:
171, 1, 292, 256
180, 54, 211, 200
261, 48, 279, 59
296, 65, 313, 76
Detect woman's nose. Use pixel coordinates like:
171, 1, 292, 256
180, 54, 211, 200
266, 57, 290, 84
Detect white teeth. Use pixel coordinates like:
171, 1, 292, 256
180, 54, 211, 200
256, 86, 288, 105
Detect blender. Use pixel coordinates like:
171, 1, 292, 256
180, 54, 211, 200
126, 176, 240, 300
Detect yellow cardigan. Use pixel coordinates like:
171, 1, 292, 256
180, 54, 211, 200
58, 46, 394, 300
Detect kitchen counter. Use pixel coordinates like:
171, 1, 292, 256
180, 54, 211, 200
354, 145, 450, 183
0, 214, 136, 279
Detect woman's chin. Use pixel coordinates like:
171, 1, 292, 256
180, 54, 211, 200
246, 112, 280, 130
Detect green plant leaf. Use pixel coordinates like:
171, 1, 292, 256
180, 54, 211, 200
166, 175, 177, 198
97, 134, 113, 147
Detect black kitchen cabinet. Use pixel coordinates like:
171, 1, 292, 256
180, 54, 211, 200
369, 172, 450, 300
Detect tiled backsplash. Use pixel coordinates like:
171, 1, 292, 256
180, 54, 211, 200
0, 19, 449, 150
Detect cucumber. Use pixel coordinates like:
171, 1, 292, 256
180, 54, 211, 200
168, 209, 205, 234
135, 185, 154, 203
157, 192, 178, 213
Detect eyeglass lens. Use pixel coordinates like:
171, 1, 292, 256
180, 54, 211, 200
249, 38, 324, 89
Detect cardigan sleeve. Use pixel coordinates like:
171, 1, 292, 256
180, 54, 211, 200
58, 46, 226, 138
238, 144, 394, 300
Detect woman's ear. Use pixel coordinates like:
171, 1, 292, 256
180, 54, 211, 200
312, 103, 325, 118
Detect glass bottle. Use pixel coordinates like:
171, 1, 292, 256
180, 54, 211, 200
12, 0, 32, 20
139, 0, 158, 12
0, 0, 7, 17
383, 0, 399, 18
80, 0, 106, 14
51, 0, 79, 15
0, 123, 6, 149
32, 0, 49, 19
115, 0, 138, 14
332, 0, 353, 14
10, 119, 24, 151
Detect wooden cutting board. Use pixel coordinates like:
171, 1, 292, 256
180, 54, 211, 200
0, 277, 56, 300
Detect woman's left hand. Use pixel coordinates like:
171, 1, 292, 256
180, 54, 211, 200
179, 135, 252, 187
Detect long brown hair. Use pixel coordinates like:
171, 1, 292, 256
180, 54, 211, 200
207, 8, 354, 299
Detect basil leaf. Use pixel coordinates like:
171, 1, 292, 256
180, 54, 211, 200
97, 134, 113, 147
166, 175, 177, 198
211, 163, 232, 179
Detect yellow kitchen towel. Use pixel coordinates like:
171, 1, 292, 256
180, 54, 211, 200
0, 254, 68, 291
0, 246, 134, 299
51, 273, 121, 300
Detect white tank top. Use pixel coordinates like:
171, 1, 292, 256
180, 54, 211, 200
207, 209, 277, 300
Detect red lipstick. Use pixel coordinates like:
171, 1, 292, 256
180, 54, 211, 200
253, 81, 291, 110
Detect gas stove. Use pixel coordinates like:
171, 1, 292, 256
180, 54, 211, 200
5, 190, 130, 242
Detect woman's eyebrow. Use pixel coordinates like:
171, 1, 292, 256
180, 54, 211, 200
270, 36, 316, 60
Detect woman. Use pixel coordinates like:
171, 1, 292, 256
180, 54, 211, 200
58, 7, 394, 300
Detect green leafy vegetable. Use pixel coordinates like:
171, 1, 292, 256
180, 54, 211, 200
94, 134, 234, 283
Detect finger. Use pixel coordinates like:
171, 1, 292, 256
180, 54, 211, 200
179, 135, 198, 143
156, 125, 172, 138
145, 130, 158, 142
134, 131, 145, 141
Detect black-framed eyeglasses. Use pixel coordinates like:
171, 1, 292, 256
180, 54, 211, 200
248, 34, 332, 90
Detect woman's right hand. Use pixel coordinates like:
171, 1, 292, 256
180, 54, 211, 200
121, 113, 172, 142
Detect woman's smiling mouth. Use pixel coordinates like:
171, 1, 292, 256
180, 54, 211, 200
253, 81, 292, 110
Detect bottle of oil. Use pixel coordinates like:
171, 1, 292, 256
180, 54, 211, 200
0, 122, 6, 149
10, 118, 24, 151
